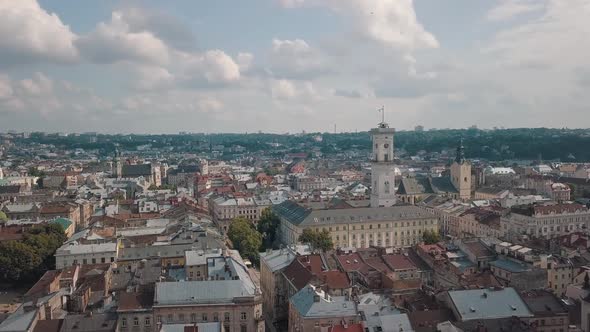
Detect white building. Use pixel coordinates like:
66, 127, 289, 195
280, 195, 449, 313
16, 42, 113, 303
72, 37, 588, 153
55, 240, 119, 269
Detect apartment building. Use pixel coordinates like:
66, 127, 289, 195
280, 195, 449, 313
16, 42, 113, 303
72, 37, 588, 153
502, 203, 590, 240
153, 255, 263, 332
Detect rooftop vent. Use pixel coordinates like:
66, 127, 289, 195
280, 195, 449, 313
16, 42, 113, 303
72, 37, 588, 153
469, 306, 476, 312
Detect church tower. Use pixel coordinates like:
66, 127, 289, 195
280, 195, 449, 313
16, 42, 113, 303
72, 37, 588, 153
370, 112, 397, 207
113, 147, 122, 179
450, 138, 471, 200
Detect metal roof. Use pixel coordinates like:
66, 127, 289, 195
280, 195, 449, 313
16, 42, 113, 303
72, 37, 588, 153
448, 287, 533, 321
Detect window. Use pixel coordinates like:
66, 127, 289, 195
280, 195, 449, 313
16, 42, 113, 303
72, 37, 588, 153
133, 317, 139, 326
213, 313, 219, 322
101, 257, 106, 263
202, 313, 208, 322
224, 312, 230, 322
240, 326, 247, 332
83, 259, 87, 264
156, 316, 161, 323
145, 317, 151, 326
190, 314, 197, 323
240, 312, 247, 320
179, 314, 185, 322
92, 258, 96, 264
110, 257, 115, 262
121, 318, 127, 328
167, 314, 173, 323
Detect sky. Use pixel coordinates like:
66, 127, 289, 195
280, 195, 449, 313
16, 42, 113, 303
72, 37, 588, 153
0, 0, 589, 134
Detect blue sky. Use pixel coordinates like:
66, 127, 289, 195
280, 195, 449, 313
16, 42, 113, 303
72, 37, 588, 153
0, 0, 589, 133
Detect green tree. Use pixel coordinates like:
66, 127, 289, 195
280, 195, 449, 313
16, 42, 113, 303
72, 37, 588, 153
422, 230, 441, 245
0, 224, 66, 282
228, 217, 262, 265
298, 229, 333, 252
257, 208, 280, 250
0, 211, 7, 222
0, 241, 42, 281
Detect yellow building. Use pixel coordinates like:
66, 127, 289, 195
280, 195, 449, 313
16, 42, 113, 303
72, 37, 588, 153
273, 201, 438, 249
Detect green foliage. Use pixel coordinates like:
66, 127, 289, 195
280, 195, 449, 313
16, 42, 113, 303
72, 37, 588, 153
28, 167, 45, 177
228, 217, 262, 266
0, 224, 66, 282
298, 229, 333, 252
422, 229, 441, 245
0, 211, 7, 222
257, 208, 280, 250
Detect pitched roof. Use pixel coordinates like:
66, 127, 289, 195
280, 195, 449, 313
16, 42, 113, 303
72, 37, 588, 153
122, 164, 152, 177
397, 177, 433, 195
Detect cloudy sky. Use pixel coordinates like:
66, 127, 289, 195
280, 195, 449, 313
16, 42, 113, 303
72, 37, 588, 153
0, 0, 589, 133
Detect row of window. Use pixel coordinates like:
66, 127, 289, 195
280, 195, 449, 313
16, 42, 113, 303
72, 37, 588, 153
315, 220, 436, 233
69, 256, 115, 265
121, 316, 150, 328
155, 311, 248, 324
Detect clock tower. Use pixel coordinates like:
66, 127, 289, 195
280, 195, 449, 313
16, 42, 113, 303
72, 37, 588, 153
370, 109, 397, 207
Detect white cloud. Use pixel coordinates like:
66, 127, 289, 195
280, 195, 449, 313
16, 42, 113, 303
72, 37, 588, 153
487, 0, 545, 21
0, 75, 13, 100
134, 66, 175, 90
268, 39, 329, 79
279, 0, 438, 50
271, 79, 319, 101
201, 50, 241, 83
18, 73, 53, 96
0, 0, 78, 65
237, 52, 254, 72
486, 0, 590, 67
76, 11, 170, 65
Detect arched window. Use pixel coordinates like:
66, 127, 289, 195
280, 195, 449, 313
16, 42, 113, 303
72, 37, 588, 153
384, 181, 390, 194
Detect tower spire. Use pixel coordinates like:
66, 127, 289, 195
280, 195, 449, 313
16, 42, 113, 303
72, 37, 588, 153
455, 138, 465, 164
377, 106, 388, 128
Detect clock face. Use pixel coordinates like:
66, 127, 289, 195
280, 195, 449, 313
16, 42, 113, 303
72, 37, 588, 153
384, 143, 389, 148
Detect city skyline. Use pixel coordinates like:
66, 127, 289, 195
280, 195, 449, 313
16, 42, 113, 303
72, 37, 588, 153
0, 0, 589, 133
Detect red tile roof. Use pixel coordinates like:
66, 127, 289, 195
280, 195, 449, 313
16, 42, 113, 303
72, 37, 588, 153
335, 253, 364, 272
320, 270, 350, 289
383, 254, 417, 271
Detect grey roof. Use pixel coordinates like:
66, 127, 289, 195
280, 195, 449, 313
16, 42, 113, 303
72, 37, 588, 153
155, 279, 256, 306
0, 291, 65, 332
377, 314, 415, 332
489, 257, 530, 273
259, 248, 297, 272
290, 284, 357, 318
397, 177, 458, 196
272, 201, 311, 226
122, 164, 152, 177
118, 243, 210, 261
397, 177, 432, 195
155, 257, 256, 305
448, 287, 533, 321
61, 313, 118, 332
274, 201, 436, 227
430, 177, 458, 194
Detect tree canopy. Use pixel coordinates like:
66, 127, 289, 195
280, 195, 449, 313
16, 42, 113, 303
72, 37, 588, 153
422, 229, 441, 245
257, 208, 280, 250
228, 217, 262, 266
0, 223, 67, 282
298, 229, 333, 252
0, 211, 7, 222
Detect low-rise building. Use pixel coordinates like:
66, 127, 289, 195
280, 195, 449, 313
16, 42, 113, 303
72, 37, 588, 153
153, 254, 263, 332
55, 241, 119, 269
288, 284, 359, 332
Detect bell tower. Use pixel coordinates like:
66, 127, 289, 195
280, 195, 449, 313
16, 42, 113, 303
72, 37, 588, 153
370, 107, 397, 207
450, 138, 471, 200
